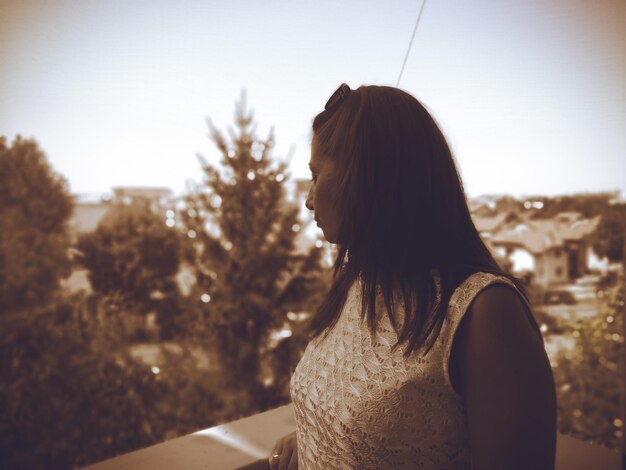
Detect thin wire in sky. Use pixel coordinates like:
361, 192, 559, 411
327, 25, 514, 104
396, 0, 427, 87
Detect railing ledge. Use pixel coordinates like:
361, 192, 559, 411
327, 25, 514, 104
83, 404, 624, 469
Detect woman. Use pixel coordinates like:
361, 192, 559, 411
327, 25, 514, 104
269, 84, 557, 470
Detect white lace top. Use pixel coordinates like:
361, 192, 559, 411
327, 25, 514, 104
290, 271, 534, 469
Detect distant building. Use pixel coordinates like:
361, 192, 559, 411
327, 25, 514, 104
472, 211, 523, 240
468, 199, 497, 218
489, 212, 601, 286
68, 194, 113, 245
68, 186, 176, 243
112, 186, 173, 201
112, 186, 174, 214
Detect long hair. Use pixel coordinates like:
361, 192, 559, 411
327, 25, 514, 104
306, 85, 542, 358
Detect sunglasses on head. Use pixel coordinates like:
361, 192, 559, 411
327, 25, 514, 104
324, 83, 351, 110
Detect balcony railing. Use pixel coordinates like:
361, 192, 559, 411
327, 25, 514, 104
83, 403, 623, 470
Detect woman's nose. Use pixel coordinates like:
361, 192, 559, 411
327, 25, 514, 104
305, 190, 314, 211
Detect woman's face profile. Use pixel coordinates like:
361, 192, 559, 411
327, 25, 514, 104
306, 135, 340, 244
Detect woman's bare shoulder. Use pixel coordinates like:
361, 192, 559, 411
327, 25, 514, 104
453, 284, 557, 469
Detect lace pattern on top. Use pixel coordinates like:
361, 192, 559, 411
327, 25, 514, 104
290, 271, 534, 469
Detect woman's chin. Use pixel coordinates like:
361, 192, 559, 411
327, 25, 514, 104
317, 223, 336, 244
321, 231, 337, 244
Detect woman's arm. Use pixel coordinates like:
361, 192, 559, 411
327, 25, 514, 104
454, 284, 557, 470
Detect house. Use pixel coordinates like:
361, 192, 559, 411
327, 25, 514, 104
489, 212, 601, 286
112, 186, 174, 215
69, 186, 176, 243
468, 199, 497, 218
472, 211, 524, 240
112, 186, 173, 202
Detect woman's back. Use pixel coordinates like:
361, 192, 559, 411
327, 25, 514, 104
290, 270, 540, 470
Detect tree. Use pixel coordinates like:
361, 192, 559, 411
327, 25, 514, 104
590, 205, 626, 263
0, 135, 73, 313
77, 202, 185, 338
0, 291, 226, 469
533, 193, 616, 219
78, 202, 181, 303
180, 92, 328, 414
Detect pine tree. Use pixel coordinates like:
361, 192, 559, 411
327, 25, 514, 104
179, 92, 328, 414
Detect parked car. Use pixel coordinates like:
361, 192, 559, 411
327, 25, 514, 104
543, 289, 577, 306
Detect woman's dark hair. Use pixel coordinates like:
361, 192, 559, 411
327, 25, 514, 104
306, 84, 542, 358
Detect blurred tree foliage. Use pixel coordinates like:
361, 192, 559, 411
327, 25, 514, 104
77, 202, 187, 339
78, 202, 181, 304
590, 205, 626, 263
179, 92, 329, 416
0, 291, 227, 469
529, 193, 617, 219
0, 135, 73, 313
0, 100, 333, 466
552, 280, 624, 451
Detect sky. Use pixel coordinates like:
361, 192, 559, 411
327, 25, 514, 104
1, 0, 624, 199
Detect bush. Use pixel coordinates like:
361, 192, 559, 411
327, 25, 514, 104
552, 284, 624, 451
0, 292, 225, 469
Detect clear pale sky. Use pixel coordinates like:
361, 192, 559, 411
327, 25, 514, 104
1, 0, 624, 199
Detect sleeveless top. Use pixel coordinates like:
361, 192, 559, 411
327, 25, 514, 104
289, 271, 537, 469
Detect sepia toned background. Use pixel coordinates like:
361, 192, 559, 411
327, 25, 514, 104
1, 0, 625, 468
